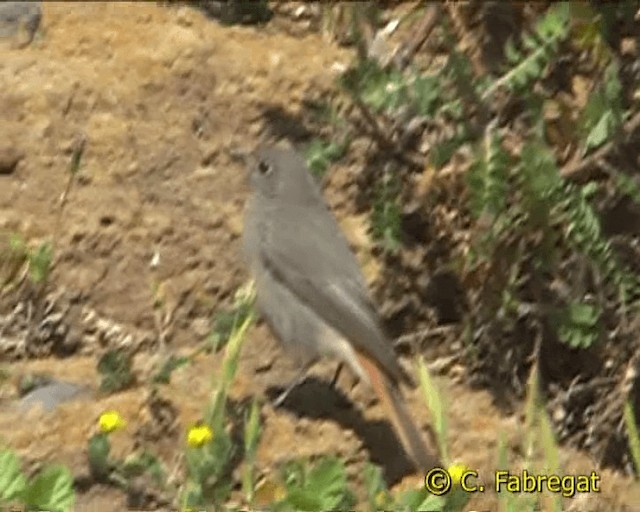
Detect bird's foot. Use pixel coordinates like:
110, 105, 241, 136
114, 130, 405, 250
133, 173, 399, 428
272, 371, 308, 408
329, 362, 343, 390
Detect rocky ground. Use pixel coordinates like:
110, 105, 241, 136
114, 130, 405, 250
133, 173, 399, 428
0, 3, 638, 511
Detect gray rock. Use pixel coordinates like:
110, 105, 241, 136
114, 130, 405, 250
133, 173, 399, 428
0, 1, 42, 44
18, 379, 88, 412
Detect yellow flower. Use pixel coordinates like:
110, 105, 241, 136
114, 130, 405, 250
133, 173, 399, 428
187, 424, 213, 447
447, 463, 469, 486
273, 483, 287, 502
374, 490, 388, 507
98, 410, 126, 433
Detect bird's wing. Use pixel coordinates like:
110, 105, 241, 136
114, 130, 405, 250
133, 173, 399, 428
259, 204, 411, 385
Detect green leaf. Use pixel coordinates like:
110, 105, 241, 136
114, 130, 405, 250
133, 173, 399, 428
208, 298, 254, 353
370, 173, 402, 252
28, 242, 53, 285
624, 400, 640, 476
242, 398, 262, 501
305, 139, 348, 178
339, 59, 407, 113
557, 302, 600, 349
580, 61, 623, 151
417, 357, 448, 461
97, 349, 135, 394
0, 449, 27, 501
568, 302, 598, 328
467, 131, 510, 221
88, 433, 111, 480
20, 465, 75, 512
121, 451, 165, 486
244, 398, 261, 460
284, 488, 323, 511
281, 457, 353, 511
417, 492, 448, 511
304, 457, 348, 509
152, 355, 190, 384
362, 463, 386, 510
393, 487, 429, 509
489, 3, 570, 96
8, 234, 26, 254
585, 111, 613, 149
412, 74, 441, 116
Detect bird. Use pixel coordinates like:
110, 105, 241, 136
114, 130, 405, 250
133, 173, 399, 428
241, 145, 440, 471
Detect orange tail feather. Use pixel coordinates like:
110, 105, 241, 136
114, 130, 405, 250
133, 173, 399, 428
356, 352, 441, 471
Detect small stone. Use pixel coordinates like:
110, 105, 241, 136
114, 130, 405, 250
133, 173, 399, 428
0, 1, 42, 47
18, 379, 88, 412
117, 333, 134, 349
621, 37, 637, 57
552, 405, 566, 423
82, 308, 97, 326
0, 146, 22, 175
191, 317, 210, 338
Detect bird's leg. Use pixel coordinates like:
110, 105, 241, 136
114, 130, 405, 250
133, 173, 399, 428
272, 367, 310, 408
272, 361, 343, 407
329, 362, 344, 390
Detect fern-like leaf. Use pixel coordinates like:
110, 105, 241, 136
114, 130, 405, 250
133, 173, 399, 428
483, 3, 571, 99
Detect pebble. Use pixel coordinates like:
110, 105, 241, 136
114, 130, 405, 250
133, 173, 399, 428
0, 1, 42, 46
0, 145, 22, 175
18, 379, 88, 412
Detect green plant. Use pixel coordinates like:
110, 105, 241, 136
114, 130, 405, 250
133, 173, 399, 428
305, 138, 348, 178
242, 397, 261, 503
0, 448, 74, 512
148, 281, 256, 389
579, 61, 625, 152
495, 364, 565, 512
466, 128, 512, 238
466, 126, 638, 349
207, 283, 255, 354
556, 301, 600, 349
615, 173, 640, 207
340, 58, 409, 114
370, 171, 402, 252
624, 400, 640, 477
97, 349, 136, 393
417, 357, 448, 463
269, 457, 355, 512
151, 354, 191, 385
362, 462, 388, 511
26, 240, 52, 285
180, 283, 256, 510
151, 283, 256, 386
120, 451, 166, 487
7, 235, 53, 287
485, 3, 571, 99
88, 410, 166, 497
318, 1, 640, 482
182, 421, 234, 507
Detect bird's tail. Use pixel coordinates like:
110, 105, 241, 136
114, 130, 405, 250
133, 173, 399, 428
356, 351, 441, 471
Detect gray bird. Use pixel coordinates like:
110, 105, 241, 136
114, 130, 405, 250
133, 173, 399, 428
242, 146, 440, 471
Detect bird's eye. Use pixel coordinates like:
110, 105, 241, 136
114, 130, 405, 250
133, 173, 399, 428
257, 160, 272, 175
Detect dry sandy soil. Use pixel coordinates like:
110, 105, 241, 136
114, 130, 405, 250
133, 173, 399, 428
0, 3, 638, 511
